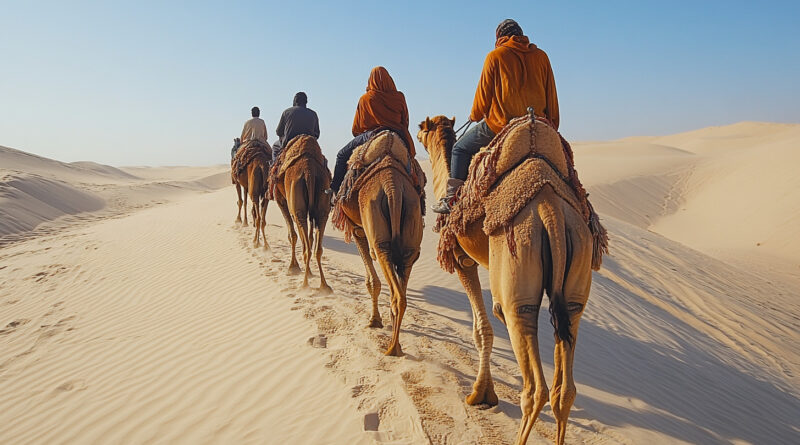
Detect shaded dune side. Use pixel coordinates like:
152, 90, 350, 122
0, 173, 105, 237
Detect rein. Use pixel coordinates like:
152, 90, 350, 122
454, 118, 473, 140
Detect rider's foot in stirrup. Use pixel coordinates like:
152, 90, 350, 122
431, 197, 452, 214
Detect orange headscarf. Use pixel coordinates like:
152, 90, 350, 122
352, 66, 416, 156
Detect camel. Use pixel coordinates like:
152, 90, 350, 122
331, 132, 423, 356
418, 115, 595, 445
231, 144, 271, 248
271, 136, 332, 292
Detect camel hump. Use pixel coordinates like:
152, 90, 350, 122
348, 130, 409, 169
492, 119, 569, 180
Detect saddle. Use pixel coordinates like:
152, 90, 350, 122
267, 135, 330, 200
331, 130, 426, 242
231, 140, 271, 178
436, 112, 607, 272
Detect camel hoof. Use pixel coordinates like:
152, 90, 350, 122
262, 244, 270, 252
367, 318, 383, 329
384, 343, 403, 357
466, 385, 499, 407
317, 285, 333, 295
287, 264, 302, 275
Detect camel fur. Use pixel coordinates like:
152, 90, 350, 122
331, 131, 423, 357
231, 142, 271, 248
418, 115, 599, 445
271, 136, 333, 291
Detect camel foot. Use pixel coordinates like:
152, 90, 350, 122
367, 318, 383, 329
287, 263, 302, 275
317, 284, 333, 295
262, 244, 270, 252
384, 342, 403, 357
235, 217, 242, 224
466, 383, 499, 407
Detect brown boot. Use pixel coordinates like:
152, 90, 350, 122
431, 178, 464, 214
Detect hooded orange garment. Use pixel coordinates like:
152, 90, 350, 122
352, 66, 416, 156
470, 35, 559, 133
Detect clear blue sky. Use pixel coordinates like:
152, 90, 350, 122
1, 0, 798, 166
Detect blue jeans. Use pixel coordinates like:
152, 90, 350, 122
331, 130, 376, 192
450, 120, 495, 180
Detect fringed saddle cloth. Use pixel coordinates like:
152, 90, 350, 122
231, 140, 271, 178
267, 135, 330, 200
436, 114, 608, 273
331, 130, 426, 242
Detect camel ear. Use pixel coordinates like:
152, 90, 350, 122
422, 117, 432, 131
450, 116, 456, 127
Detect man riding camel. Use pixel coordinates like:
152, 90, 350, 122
240, 106, 269, 149
432, 19, 560, 214
272, 92, 320, 161
330, 66, 416, 193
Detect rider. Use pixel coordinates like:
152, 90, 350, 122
330, 66, 416, 193
432, 19, 560, 214
272, 92, 320, 160
240, 106, 269, 149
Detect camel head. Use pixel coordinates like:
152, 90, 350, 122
418, 116, 456, 199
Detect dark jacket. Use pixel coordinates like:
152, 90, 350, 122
275, 105, 320, 148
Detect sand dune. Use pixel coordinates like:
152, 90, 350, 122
1, 122, 798, 444
575, 122, 800, 275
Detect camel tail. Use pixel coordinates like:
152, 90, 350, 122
541, 202, 573, 346
384, 180, 404, 278
305, 171, 317, 227
305, 171, 318, 253
249, 165, 264, 215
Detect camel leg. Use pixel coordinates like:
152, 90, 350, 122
489, 232, 548, 445
550, 231, 592, 445
277, 200, 301, 274
242, 188, 249, 226
315, 219, 333, 294
353, 232, 382, 328
260, 197, 269, 250
374, 244, 406, 356
251, 196, 261, 248
456, 263, 498, 407
235, 184, 243, 224
294, 213, 312, 288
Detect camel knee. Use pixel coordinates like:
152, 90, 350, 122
508, 304, 540, 331
520, 383, 549, 416
551, 383, 577, 415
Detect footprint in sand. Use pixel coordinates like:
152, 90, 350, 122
0, 318, 30, 335
54, 379, 87, 393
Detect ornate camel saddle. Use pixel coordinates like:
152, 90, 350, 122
331, 130, 426, 242
436, 112, 608, 272
267, 135, 330, 200
231, 140, 271, 178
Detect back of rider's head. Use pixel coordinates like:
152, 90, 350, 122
251, 106, 260, 118
496, 19, 523, 39
293, 92, 308, 107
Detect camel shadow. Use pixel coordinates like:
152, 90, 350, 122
321, 236, 360, 256
412, 280, 800, 444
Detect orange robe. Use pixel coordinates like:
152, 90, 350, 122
470, 35, 559, 133
352, 66, 416, 156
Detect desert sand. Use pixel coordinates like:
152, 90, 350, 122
1, 122, 798, 444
